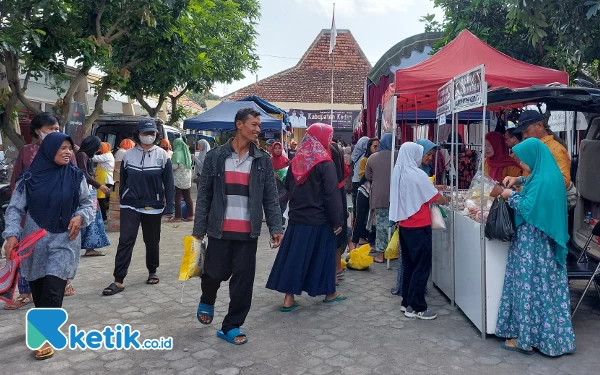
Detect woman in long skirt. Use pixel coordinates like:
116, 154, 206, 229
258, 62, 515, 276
266, 124, 346, 311
496, 138, 575, 356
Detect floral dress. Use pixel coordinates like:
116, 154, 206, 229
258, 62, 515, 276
495, 193, 576, 356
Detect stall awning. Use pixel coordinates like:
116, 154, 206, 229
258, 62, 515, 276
183, 101, 285, 132
393, 30, 569, 112
236, 95, 290, 127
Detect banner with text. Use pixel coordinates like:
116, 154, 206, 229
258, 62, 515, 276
436, 79, 453, 117
288, 109, 359, 130
453, 65, 486, 113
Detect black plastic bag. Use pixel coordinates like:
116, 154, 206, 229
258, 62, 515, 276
485, 197, 515, 242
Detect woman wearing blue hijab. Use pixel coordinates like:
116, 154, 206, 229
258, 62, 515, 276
3, 132, 95, 359
415, 139, 437, 176
496, 138, 574, 356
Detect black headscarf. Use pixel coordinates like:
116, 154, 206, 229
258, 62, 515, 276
18, 132, 84, 233
77, 136, 101, 174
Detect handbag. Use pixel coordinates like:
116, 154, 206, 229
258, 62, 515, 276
0, 229, 47, 303
430, 204, 446, 230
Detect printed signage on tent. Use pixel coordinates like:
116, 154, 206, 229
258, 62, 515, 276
548, 111, 589, 132
436, 80, 453, 117
453, 65, 485, 112
64, 102, 86, 147
288, 109, 359, 130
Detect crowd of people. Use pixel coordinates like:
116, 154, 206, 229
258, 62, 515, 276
1, 107, 577, 358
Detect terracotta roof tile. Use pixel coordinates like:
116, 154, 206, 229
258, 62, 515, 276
224, 29, 371, 104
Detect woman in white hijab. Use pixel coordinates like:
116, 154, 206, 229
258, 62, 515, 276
194, 139, 211, 185
389, 142, 448, 321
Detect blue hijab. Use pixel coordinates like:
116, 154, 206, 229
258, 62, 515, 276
512, 138, 569, 265
18, 132, 84, 233
379, 133, 393, 152
416, 139, 436, 175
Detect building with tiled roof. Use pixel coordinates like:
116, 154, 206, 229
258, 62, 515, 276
215, 29, 371, 143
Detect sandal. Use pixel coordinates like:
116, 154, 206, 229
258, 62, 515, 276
147, 273, 159, 285
102, 283, 125, 296
182, 217, 194, 222
217, 328, 248, 345
323, 293, 347, 303
4, 296, 33, 310
64, 282, 75, 297
83, 249, 105, 257
197, 303, 214, 325
168, 217, 182, 223
35, 343, 54, 360
501, 339, 535, 355
280, 303, 299, 312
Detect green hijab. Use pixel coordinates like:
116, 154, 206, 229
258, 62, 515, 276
512, 138, 569, 265
172, 138, 192, 169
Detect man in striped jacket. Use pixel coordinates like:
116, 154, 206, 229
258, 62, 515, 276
193, 108, 283, 345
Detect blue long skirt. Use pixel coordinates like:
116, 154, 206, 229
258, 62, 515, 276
81, 210, 111, 249
266, 224, 336, 297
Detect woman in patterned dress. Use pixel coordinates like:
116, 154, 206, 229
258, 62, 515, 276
497, 138, 575, 356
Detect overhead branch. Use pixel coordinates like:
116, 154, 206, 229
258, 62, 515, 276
105, 13, 129, 41
84, 80, 111, 132
106, 28, 128, 44
168, 85, 190, 100
4, 53, 40, 115
63, 67, 90, 101
96, 0, 107, 40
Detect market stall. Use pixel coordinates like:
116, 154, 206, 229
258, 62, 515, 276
387, 30, 570, 338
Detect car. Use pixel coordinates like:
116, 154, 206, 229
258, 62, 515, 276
91, 114, 184, 151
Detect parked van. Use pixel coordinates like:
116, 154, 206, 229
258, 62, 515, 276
91, 114, 184, 151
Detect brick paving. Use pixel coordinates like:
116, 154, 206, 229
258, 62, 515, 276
1, 219, 600, 374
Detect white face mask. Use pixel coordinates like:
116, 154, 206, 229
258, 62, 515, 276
140, 135, 156, 145
38, 130, 53, 141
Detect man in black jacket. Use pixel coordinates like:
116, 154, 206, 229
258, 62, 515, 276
193, 108, 283, 345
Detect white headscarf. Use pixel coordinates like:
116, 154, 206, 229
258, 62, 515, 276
194, 139, 211, 176
389, 142, 439, 222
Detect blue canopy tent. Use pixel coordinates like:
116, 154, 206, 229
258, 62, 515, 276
183, 101, 285, 132
237, 95, 290, 127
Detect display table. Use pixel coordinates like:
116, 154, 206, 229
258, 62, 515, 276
432, 209, 510, 336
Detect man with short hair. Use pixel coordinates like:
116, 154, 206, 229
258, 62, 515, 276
193, 108, 284, 345
513, 110, 571, 189
504, 122, 522, 150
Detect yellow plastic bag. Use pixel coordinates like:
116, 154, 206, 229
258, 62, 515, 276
178, 236, 201, 281
347, 244, 373, 270
340, 258, 347, 270
385, 228, 399, 260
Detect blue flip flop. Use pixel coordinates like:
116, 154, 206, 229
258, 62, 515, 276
280, 303, 299, 312
217, 328, 248, 345
197, 303, 214, 325
323, 293, 347, 303
501, 341, 535, 355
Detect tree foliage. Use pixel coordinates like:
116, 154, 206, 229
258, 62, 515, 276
422, 0, 600, 86
114, 0, 260, 124
0, 0, 260, 147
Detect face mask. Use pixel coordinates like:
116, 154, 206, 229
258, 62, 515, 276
140, 135, 156, 145
38, 130, 49, 141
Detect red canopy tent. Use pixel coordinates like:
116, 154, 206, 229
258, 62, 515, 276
393, 30, 569, 112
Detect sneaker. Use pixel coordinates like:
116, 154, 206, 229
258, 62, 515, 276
400, 305, 409, 313
414, 310, 437, 320
403, 306, 415, 317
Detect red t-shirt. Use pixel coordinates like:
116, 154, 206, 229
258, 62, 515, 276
399, 193, 440, 228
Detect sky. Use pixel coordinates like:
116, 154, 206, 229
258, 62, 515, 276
212, 0, 443, 97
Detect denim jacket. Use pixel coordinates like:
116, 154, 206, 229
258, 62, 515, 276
193, 139, 283, 239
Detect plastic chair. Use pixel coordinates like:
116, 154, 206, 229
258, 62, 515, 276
568, 221, 600, 317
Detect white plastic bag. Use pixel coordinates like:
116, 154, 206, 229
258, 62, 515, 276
431, 204, 446, 230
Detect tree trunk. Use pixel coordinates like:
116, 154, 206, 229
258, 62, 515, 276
0, 93, 25, 149
168, 96, 178, 125
83, 80, 111, 134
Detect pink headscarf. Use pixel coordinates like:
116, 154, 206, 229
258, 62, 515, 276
291, 123, 333, 185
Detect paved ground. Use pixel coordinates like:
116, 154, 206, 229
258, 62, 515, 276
1, 219, 600, 374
